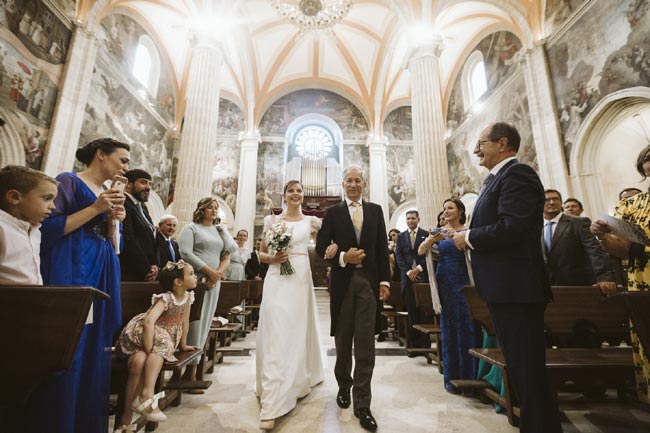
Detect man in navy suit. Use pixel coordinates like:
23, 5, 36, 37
394, 210, 430, 351
156, 214, 182, 267
316, 165, 390, 432
453, 123, 562, 433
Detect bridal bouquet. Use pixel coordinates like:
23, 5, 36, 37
265, 220, 295, 275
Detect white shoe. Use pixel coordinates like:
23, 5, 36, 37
132, 392, 168, 422
259, 419, 275, 430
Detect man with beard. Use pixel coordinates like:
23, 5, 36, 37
121, 169, 159, 281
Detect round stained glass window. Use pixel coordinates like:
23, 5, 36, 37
295, 125, 333, 160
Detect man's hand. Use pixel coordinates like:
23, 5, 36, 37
452, 231, 467, 250
406, 268, 421, 282
144, 265, 158, 281
379, 284, 390, 301
343, 247, 366, 265
595, 281, 617, 296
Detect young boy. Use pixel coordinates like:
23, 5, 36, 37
0, 165, 58, 285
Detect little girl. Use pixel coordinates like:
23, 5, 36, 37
114, 260, 198, 431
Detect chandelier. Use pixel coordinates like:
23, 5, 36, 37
271, 0, 353, 33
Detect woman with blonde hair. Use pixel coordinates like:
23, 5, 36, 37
178, 197, 237, 386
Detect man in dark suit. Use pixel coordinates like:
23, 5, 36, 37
453, 123, 563, 433
394, 210, 431, 351
543, 189, 616, 294
316, 165, 390, 432
246, 237, 268, 280
156, 213, 181, 266
121, 169, 159, 281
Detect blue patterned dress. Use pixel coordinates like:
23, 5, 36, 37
33, 172, 122, 433
436, 237, 477, 392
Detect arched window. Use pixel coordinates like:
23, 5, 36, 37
461, 50, 488, 109
294, 125, 333, 161
132, 35, 160, 97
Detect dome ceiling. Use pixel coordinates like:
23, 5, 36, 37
81, 0, 544, 131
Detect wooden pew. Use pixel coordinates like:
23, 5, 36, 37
381, 281, 407, 344
245, 279, 264, 329
203, 281, 244, 375
463, 285, 634, 427
113, 282, 205, 432
411, 283, 443, 372
0, 285, 109, 405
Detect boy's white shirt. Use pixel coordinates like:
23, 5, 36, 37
0, 208, 43, 285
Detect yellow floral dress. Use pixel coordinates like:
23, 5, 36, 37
116, 291, 194, 362
615, 191, 650, 403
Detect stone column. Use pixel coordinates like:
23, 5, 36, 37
406, 38, 449, 229
521, 42, 572, 195
234, 131, 260, 249
367, 134, 390, 224
173, 36, 224, 229
41, 24, 98, 176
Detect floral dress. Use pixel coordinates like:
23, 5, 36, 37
117, 291, 195, 362
615, 191, 650, 403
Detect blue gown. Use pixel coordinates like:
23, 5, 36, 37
33, 172, 122, 433
436, 237, 477, 392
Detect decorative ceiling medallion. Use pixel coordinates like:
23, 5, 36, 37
271, 0, 353, 33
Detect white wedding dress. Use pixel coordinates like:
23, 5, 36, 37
255, 216, 324, 420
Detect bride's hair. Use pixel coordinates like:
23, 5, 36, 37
283, 179, 302, 196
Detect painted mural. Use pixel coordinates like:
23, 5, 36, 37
0, 0, 70, 169
97, 13, 175, 125
544, 0, 588, 37
259, 89, 369, 140
218, 99, 245, 135
256, 141, 285, 213
446, 70, 536, 198
0, 0, 71, 65
78, 63, 176, 201
547, 0, 650, 166
386, 144, 416, 214
445, 31, 522, 136
211, 137, 240, 212
384, 106, 412, 141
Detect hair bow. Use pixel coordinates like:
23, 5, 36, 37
164, 259, 186, 270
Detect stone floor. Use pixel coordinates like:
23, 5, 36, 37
123, 290, 650, 433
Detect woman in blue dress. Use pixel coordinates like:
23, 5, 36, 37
419, 198, 477, 393
35, 138, 130, 433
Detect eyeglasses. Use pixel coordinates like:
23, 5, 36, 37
475, 139, 494, 149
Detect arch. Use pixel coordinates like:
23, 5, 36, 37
569, 87, 650, 216
461, 50, 488, 109
0, 108, 26, 167
133, 34, 161, 98
388, 199, 417, 231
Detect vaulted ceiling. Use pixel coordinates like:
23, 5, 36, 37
77, 0, 546, 131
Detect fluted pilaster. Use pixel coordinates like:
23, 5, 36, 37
41, 24, 98, 176
367, 134, 389, 224
174, 39, 224, 229
521, 43, 571, 195
234, 131, 261, 249
406, 40, 449, 229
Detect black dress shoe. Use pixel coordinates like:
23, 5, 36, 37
354, 407, 377, 431
336, 388, 350, 409
377, 333, 386, 342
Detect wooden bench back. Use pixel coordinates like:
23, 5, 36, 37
216, 281, 241, 316
248, 279, 264, 303
388, 281, 405, 311
463, 285, 630, 346
239, 280, 250, 302
413, 283, 434, 315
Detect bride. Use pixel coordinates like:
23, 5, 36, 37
255, 180, 337, 430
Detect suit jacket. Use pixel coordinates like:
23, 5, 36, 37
543, 214, 614, 285
156, 232, 181, 267
394, 227, 429, 290
245, 250, 268, 279
120, 198, 159, 281
316, 200, 391, 336
468, 159, 550, 304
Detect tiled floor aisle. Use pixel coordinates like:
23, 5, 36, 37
141, 290, 650, 433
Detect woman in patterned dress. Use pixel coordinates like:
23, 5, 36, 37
114, 261, 199, 430
592, 144, 650, 404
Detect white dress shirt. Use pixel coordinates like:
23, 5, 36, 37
0, 209, 43, 285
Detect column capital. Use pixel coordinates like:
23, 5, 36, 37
366, 134, 389, 149
189, 30, 226, 59
405, 36, 444, 69
238, 130, 261, 147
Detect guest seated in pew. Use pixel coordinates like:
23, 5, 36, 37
37, 138, 129, 433
178, 197, 237, 389
0, 165, 57, 285
114, 260, 199, 430
419, 198, 477, 393
225, 229, 251, 281
592, 144, 650, 405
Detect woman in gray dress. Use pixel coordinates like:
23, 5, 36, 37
225, 229, 251, 281
178, 197, 237, 387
